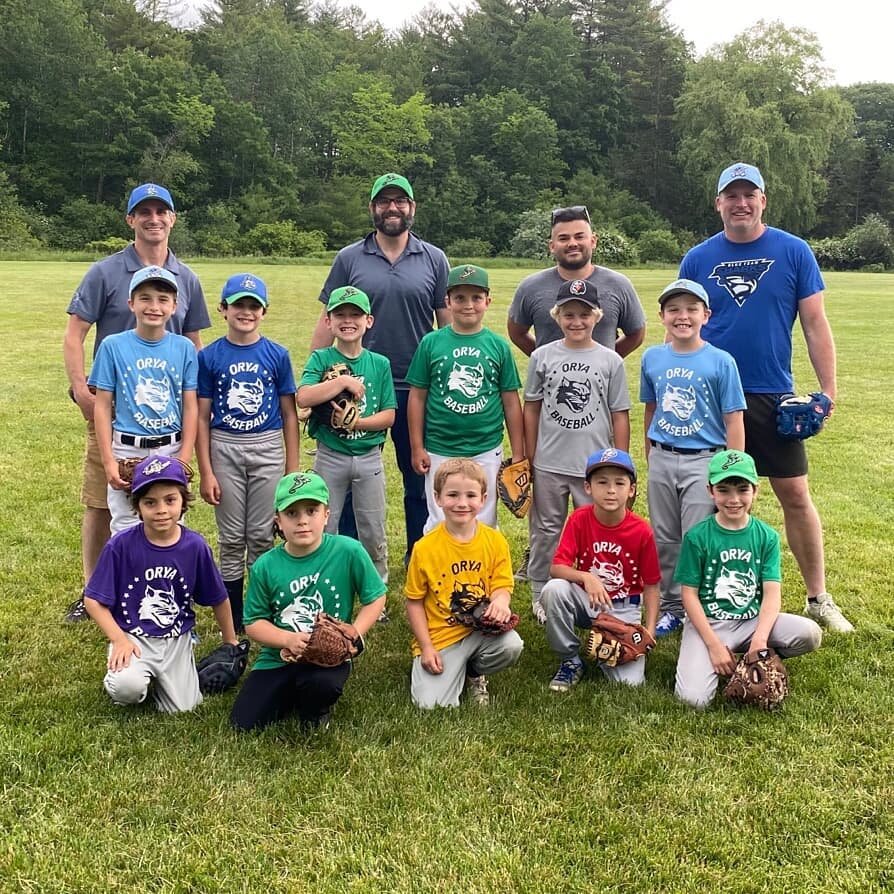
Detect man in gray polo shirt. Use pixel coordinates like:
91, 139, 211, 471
309, 173, 450, 561
507, 206, 646, 358
63, 182, 210, 622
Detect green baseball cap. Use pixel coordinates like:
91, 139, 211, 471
447, 264, 489, 292
370, 173, 414, 202
326, 285, 371, 314
708, 450, 759, 485
274, 471, 330, 511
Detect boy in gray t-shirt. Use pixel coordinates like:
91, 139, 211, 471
523, 279, 631, 623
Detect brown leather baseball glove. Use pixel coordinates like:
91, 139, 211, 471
310, 362, 360, 433
582, 613, 655, 666
280, 613, 364, 667
723, 647, 789, 710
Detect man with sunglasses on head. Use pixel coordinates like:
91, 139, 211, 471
507, 206, 646, 359
309, 173, 450, 564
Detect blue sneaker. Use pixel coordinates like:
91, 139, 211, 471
549, 658, 584, 692
656, 612, 683, 637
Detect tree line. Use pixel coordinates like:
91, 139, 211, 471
1, 0, 892, 267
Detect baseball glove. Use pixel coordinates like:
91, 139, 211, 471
776, 392, 833, 440
582, 613, 655, 667
723, 647, 789, 710
196, 639, 251, 694
311, 362, 360, 434
497, 457, 532, 519
451, 596, 520, 636
280, 612, 364, 667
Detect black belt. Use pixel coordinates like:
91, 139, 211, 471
650, 440, 720, 456
118, 432, 182, 449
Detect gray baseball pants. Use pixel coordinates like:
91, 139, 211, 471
675, 613, 822, 708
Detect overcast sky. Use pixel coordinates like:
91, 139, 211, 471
308, 0, 891, 86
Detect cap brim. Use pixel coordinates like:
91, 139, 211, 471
223, 291, 267, 306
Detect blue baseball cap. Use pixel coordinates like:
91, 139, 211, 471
131, 455, 189, 496
221, 273, 268, 307
717, 163, 765, 194
127, 183, 175, 214
658, 278, 710, 309
585, 448, 637, 482
129, 265, 178, 296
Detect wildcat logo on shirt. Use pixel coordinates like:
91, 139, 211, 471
713, 566, 757, 609
448, 578, 487, 624
661, 384, 696, 421
590, 558, 628, 599
557, 377, 591, 413
134, 375, 171, 414
139, 580, 180, 629
448, 362, 484, 399
709, 259, 774, 307
227, 377, 264, 415
279, 589, 324, 632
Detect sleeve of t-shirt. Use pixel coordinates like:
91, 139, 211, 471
638, 525, 661, 586
377, 357, 398, 410
606, 354, 631, 412
197, 347, 214, 399
719, 352, 747, 413
319, 253, 350, 304
405, 336, 433, 389
83, 539, 120, 606
487, 530, 515, 594
795, 240, 825, 300
523, 349, 545, 401
507, 281, 532, 326
192, 537, 228, 606
348, 540, 387, 605
181, 272, 211, 332
678, 249, 696, 280
616, 277, 646, 333
431, 249, 449, 310
299, 349, 329, 388
277, 347, 297, 396
67, 263, 107, 323
404, 544, 428, 601
551, 511, 582, 568
760, 526, 782, 583
181, 340, 198, 390
674, 529, 704, 587
243, 557, 275, 625
498, 340, 522, 391
88, 339, 116, 391
639, 349, 657, 403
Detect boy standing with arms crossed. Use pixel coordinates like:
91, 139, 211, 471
89, 266, 198, 533
674, 450, 822, 708
639, 279, 745, 637
406, 459, 524, 708
408, 265, 524, 533
196, 273, 300, 631
524, 278, 631, 623
298, 286, 397, 582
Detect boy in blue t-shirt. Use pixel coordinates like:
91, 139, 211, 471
197, 273, 299, 630
89, 266, 198, 533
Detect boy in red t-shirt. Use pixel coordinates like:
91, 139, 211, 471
542, 448, 659, 692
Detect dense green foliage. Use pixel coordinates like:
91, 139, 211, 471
1, 0, 892, 261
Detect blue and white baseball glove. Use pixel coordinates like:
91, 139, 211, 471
776, 392, 834, 440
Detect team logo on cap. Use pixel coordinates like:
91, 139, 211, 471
143, 458, 171, 476
569, 280, 587, 295
241, 276, 256, 290
720, 452, 744, 471
288, 473, 312, 494
383, 174, 400, 185
341, 286, 360, 297
602, 448, 619, 460
731, 165, 750, 180
145, 185, 158, 196
460, 265, 476, 280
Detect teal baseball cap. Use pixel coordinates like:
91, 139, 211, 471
370, 173, 414, 202
708, 450, 759, 485
129, 265, 178, 296
274, 471, 330, 511
658, 278, 710, 309
717, 162, 765, 194
221, 273, 268, 307
447, 264, 489, 292
327, 285, 371, 314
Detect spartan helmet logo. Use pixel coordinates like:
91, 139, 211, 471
288, 473, 312, 494
569, 280, 587, 295
241, 276, 256, 291
460, 265, 476, 280
143, 457, 172, 477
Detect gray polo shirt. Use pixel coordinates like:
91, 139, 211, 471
67, 243, 210, 357
319, 232, 449, 388
508, 266, 646, 351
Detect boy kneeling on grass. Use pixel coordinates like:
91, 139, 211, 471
84, 455, 239, 714
674, 450, 823, 708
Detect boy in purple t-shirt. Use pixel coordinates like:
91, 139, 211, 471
84, 455, 240, 713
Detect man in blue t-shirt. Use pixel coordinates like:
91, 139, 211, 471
679, 162, 852, 634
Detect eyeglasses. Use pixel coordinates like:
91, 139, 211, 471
551, 205, 591, 226
374, 196, 411, 210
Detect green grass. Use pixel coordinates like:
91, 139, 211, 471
2, 261, 893, 893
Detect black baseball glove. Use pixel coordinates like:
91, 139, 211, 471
196, 639, 251, 694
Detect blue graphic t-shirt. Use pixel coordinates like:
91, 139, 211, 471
679, 227, 824, 392
89, 330, 197, 436
198, 336, 296, 434
85, 525, 227, 637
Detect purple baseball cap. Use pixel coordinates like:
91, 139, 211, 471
131, 455, 189, 496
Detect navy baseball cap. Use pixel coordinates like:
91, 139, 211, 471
131, 455, 189, 496
556, 278, 600, 309
221, 273, 268, 307
717, 163, 765, 194
127, 183, 175, 214
129, 265, 178, 296
658, 278, 710, 309
585, 448, 637, 482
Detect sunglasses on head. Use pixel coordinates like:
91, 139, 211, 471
550, 205, 591, 226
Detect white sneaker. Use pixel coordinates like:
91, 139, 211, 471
465, 674, 490, 706
805, 593, 854, 633
531, 596, 546, 625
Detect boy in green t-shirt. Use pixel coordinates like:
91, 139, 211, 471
674, 450, 822, 708
298, 286, 397, 582
230, 471, 386, 731
407, 265, 525, 535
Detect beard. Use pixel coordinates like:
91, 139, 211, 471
373, 210, 413, 236
555, 247, 592, 271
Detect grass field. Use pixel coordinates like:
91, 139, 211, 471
2, 260, 893, 893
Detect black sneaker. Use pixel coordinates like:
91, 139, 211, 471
64, 597, 89, 624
